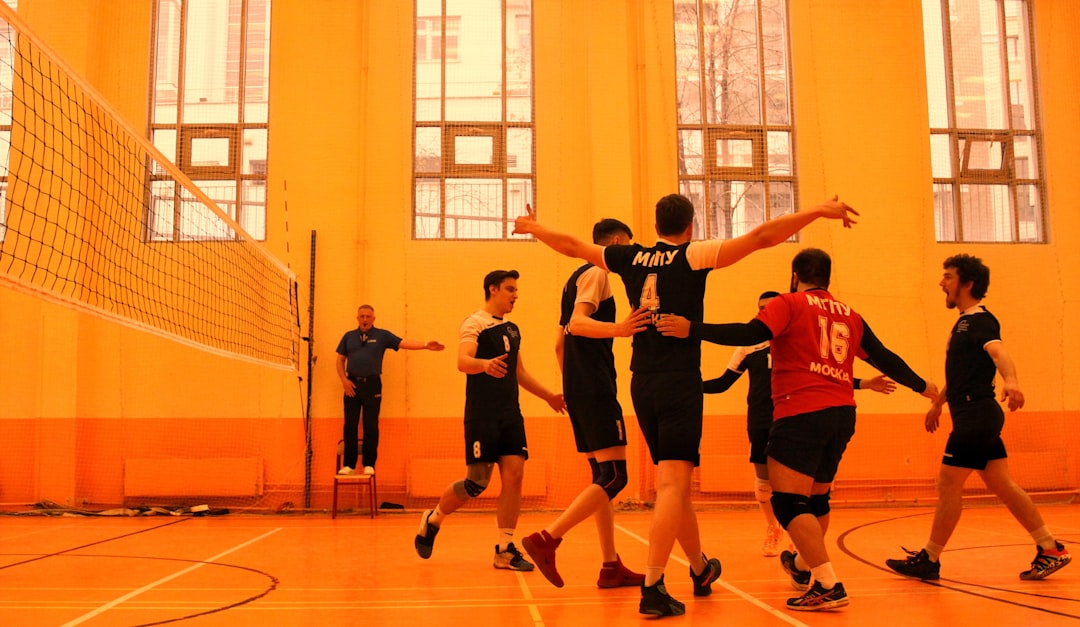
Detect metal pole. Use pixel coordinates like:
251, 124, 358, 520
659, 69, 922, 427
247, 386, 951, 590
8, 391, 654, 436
303, 230, 317, 508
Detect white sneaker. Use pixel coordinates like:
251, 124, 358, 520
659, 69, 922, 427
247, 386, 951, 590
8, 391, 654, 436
363, 466, 375, 476
337, 466, 355, 475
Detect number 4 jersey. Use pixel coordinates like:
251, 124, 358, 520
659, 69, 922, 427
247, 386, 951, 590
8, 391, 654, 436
755, 288, 867, 420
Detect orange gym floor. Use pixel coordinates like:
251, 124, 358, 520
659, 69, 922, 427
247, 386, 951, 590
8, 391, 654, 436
1, 504, 1077, 626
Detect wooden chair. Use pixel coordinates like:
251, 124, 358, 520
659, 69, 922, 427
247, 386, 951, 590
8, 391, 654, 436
332, 439, 377, 519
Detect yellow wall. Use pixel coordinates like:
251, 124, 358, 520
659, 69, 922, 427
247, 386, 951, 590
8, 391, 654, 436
1, 0, 1077, 508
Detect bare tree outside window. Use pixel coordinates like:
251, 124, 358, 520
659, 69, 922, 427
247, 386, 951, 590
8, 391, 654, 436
923, 0, 1045, 242
413, 0, 534, 241
674, 0, 796, 241
148, 0, 271, 242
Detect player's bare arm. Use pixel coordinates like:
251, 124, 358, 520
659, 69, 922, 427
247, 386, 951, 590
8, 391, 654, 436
512, 204, 607, 268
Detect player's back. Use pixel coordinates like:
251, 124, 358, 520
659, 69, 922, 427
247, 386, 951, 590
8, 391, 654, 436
757, 289, 865, 419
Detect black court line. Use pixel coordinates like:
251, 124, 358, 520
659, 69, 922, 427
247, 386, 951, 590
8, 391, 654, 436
835, 511, 1080, 620
0, 517, 280, 625
0, 517, 192, 571
62, 554, 280, 627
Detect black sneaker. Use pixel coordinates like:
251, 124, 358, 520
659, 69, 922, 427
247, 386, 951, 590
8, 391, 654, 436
1019, 541, 1071, 580
885, 547, 940, 581
780, 550, 811, 591
689, 553, 722, 597
639, 575, 686, 617
414, 509, 440, 559
786, 581, 849, 611
493, 542, 535, 571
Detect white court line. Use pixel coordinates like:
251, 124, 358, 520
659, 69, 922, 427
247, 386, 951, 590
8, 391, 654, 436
615, 523, 809, 627
61, 527, 283, 626
513, 571, 546, 627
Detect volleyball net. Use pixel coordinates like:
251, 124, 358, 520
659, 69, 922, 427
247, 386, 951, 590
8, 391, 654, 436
0, 5, 299, 370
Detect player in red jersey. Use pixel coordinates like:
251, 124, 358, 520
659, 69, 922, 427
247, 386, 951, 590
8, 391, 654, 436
658, 248, 939, 611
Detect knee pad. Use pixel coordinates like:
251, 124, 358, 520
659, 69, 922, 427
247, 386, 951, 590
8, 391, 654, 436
754, 478, 772, 504
594, 459, 628, 500
587, 457, 602, 481
770, 491, 811, 529
453, 477, 488, 499
810, 490, 831, 517
463, 477, 487, 497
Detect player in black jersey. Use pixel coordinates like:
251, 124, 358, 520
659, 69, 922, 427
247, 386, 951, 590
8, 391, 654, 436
514, 194, 857, 617
414, 270, 566, 572
704, 291, 896, 558
886, 254, 1071, 581
521, 219, 651, 590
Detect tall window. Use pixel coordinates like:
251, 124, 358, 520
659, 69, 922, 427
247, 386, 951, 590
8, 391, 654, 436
0, 0, 16, 242
923, 0, 1045, 242
148, 0, 271, 242
673, 0, 796, 240
413, 0, 534, 240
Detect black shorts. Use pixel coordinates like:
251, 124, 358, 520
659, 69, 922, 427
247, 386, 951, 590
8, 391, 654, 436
942, 398, 1007, 470
566, 393, 628, 453
464, 410, 529, 464
747, 426, 770, 465
630, 371, 703, 465
766, 406, 855, 483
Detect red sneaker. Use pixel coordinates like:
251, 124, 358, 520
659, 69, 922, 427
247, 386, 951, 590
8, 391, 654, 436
1020, 541, 1071, 580
522, 530, 563, 587
597, 554, 645, 588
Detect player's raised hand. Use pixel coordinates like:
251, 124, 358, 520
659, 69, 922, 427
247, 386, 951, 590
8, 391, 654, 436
512, 203, 539, 236
819, 195, 859, 228
485, 353, 509, 378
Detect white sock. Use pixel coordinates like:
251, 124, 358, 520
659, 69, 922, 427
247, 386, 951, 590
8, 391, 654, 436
925, 540, 945, 562
497, 528, 515, 552
1030, 525, 1056, 551
811, 562, 838, 589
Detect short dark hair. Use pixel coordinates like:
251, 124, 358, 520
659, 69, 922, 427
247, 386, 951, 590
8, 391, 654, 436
592, 218, 633, 244
758, 291, 781, 300
943, 254, 989, 299
655, 194, 695, 237
792, 248, 831, 289
483, 269, 520, 300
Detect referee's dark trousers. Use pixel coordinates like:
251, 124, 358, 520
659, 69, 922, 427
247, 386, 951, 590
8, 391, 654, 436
343, 375, 383, 469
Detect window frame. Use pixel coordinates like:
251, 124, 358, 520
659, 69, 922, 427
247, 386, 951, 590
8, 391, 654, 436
673, 0, 798, 241
412, 1, 536, 241
147, 0, 271, 243
925, 0, 1047, 243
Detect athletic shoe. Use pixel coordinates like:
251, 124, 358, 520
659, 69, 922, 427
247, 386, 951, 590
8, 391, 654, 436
413, 509, 439, 559
885, 547, 940, 581
638, 576, 685, 617
786, 581, 849, 611
1019, 541, 1071, 580
780, 550, 811, 590
689, 554, 722, 597
337, 466, 355, 475
597, 555, 645, 588
521, 530, 563, 587
493, 542, 535, 571
362, 466, 375, 476
762, 524, 784, 557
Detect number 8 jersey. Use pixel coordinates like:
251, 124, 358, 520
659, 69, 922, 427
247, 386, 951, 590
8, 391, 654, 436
755, 288, 867, 420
